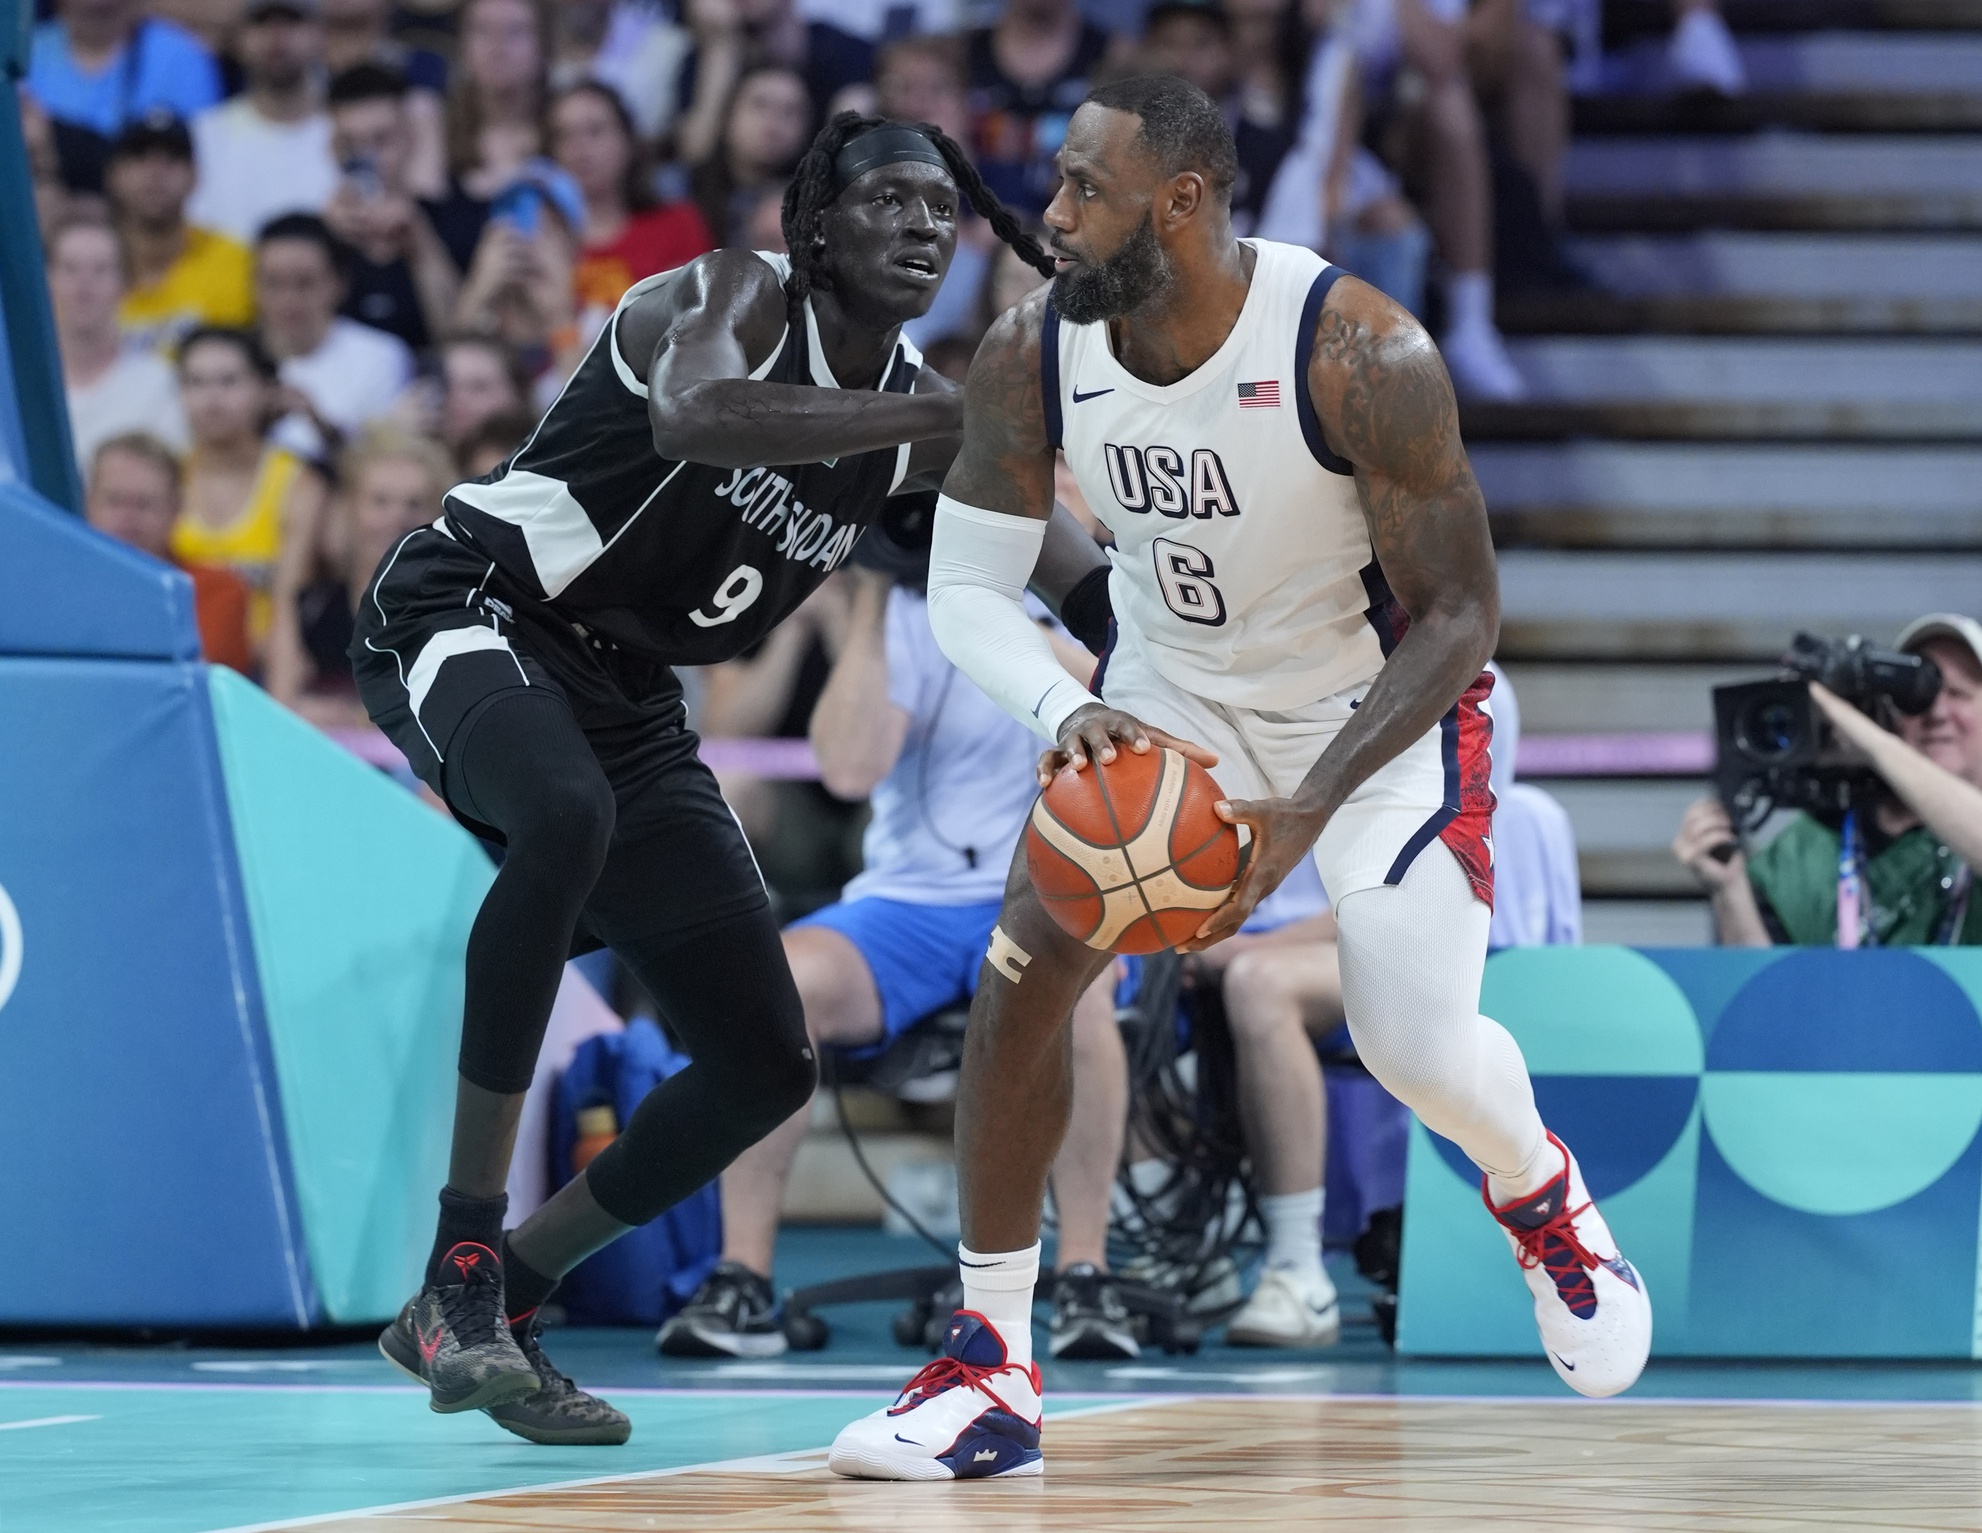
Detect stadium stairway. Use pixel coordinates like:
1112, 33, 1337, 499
1478, 0, 1982, 942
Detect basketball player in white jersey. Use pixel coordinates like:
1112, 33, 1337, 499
830, 75, 1651, 1481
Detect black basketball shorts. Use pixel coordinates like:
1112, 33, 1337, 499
349, 522, 768, 938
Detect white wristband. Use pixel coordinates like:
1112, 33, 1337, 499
926, 495, 1096, 743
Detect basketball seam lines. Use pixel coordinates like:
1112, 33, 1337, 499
1094, 753, 1162, 941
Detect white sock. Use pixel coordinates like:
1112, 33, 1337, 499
959, 1241, 1039, 1369
1443, 269, 1495, 335
1260, 1188, 1325, 1275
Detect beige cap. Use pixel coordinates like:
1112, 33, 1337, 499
1896, 612, 1982, 675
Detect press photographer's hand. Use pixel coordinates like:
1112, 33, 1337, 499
1673, 796, 1744, 892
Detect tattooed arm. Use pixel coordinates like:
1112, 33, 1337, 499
1190, 275, 1497, 944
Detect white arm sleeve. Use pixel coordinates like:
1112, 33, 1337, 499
926, 495, 1097, 743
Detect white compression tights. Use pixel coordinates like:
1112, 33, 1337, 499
1333, 841, 1552, 1191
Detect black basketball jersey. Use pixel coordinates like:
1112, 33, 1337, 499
441, 252, 923, 665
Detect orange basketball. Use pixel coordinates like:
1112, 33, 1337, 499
1025, 747, 1243, 954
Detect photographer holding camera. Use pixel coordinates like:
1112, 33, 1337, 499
1675, 615, 1982, 948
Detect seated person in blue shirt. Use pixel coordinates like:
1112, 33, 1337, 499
660, 518, 1136, 1361
28, 0, 221, 143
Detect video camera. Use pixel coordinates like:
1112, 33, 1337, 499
848, 491, 938, 586
1713, 633, 1942, 831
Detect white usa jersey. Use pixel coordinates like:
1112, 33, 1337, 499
1047, 239, 1387, 710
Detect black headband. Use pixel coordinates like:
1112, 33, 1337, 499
831, 125, 949, 194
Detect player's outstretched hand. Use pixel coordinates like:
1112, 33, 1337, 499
1039, 702, 1218, 786
1181, 795, 1323, 952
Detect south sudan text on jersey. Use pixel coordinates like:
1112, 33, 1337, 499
441, 253, 924, 669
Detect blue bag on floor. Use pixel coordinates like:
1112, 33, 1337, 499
548, 1018, 722, 1326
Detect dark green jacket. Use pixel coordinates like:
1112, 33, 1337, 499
1747, 812, 1982, 947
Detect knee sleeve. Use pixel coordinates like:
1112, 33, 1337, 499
1334, 842, 1544, 1180
583, 906, 815, 1228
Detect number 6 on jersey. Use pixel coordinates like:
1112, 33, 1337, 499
1152, 537, 1225, 626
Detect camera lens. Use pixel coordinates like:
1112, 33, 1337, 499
1736, 697, 1804, 762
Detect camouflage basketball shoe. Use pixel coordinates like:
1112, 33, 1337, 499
378, 1241, 540, 1413
485, 1315, 631, 1445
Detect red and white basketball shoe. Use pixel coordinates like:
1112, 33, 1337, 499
1486, 1130, 1652, 1398
829, 1312, 1043, 1480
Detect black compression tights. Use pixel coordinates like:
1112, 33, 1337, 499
443, 688, 815, 1227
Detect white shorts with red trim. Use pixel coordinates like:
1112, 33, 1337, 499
1095, 637, 1497, 908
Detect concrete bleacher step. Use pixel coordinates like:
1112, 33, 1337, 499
1464, 336, 1982, 439
1534, 777, 1712, 896
1501, 234, 1982, 334
1499, 660, 1764, 734
1565, 134, 1982, 230
1577, 33, 1982, 132
1497, 550, 1982, 660
1580, 898, 1714, 946
1474, 442, 1982, 548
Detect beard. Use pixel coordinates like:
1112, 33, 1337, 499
1050, 214, 1170, 324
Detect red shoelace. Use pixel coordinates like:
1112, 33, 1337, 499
887, 1355, 1027, 1419
1506, 1196, 1602, 1316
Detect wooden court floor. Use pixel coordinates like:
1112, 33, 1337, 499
306, 1395, 1982, 1532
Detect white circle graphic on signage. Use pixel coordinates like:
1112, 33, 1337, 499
0, 883, 20, 1013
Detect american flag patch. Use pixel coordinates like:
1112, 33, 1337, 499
1237, 380, 1280, 408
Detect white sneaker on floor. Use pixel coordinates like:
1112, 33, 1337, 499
1668, 8, 1746, 95
1487, 1130, 1652, 1398
1440, 322, 1528, 401
829, 1312, 1043, 1481
1225, 1265, 1341, 1348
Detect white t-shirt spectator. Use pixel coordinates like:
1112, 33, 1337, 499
187, 99, 340, 243
842, 588, 1059, 907
66, 350, 189, 475
271, 318, 414, 460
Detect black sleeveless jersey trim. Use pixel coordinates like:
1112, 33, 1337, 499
1294, 268, 1355, 477
440, 253, 925, 667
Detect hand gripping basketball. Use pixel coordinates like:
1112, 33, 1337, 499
1025, 745, 1246, 954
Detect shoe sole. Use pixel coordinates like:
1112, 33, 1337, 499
827, 1445, 1045, 1481
1225, 1306, 1342, 1349
656, 1322, 788, 1359
486, 1409, 632, 1446
377, 1329, 540, 1414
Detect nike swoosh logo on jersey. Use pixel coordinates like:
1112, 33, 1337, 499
1071, 387, 1114, 403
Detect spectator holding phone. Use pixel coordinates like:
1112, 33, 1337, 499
107, 109, 254, 352
187, 0, 341, 244
450, 163, 581, 380
550, 82, 713, 320
323, 64, 465, 352
321, 0, 449, 195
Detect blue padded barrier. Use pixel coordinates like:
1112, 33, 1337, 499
0, 482, 199, 660
0, 658, 315, 1326
1398, 947, 1982, 1358
207, 669, 492, 1323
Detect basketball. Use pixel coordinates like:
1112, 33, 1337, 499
1024, 746, 1243, 954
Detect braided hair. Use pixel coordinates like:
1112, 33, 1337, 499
779, 111, 1055, 324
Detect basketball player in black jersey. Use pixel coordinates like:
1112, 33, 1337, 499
350, 115, 1107, 1445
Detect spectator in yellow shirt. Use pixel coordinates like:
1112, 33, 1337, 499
107, 109, 253, 353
